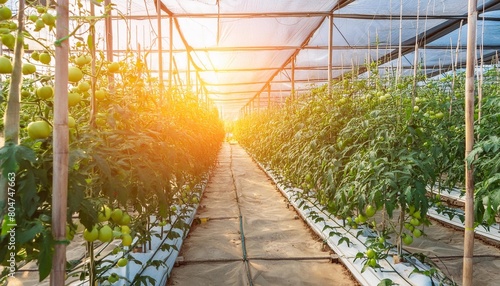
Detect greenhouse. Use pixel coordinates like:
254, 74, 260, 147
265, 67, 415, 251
1, 0, 500, 285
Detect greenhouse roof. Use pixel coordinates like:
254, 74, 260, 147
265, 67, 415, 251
105, 0, 500, 119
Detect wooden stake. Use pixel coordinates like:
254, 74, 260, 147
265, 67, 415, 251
89, 2, 97, 126
291, 56, 295, 100
463, 1, 477, 285
0, 0, 25, 221
158, 1, 164, 101
267, 84, 271, 109
50, 0, 69, 285
105, 0, 114, 89
411, 0, 420, 107
327, 15, 333, 94
169, 16, 174, 97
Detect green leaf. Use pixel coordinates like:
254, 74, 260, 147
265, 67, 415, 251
38, 230, 53, 281
0, 143, 18, 176
377, 278, 395, 286
338, 236, 350, 247
15, 145, 36, 164
78, 200, 97, 230
18, 170, 39, 217
17, 221, 44, 244
87, 34, 93, 51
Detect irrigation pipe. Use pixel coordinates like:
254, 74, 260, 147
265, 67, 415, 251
229, 145, 254, 286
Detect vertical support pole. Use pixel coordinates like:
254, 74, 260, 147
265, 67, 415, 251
51, 0, 69, 285
463, 1, 477, 286
257, 93, 260, 112
196, 70, 200, 102
89, 2, 97, 125
396, 0, 403, 84
291, 56, 295, 100
104, 0, 113, 81
328, 14, 333, 94
187, 52, 191, 92
157, 1, 164, 101
267, 84, 271, 109
169, 16, 174, 97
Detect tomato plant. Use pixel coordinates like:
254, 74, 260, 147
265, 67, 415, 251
235, 62, 499, 275
0, 1, 224, 284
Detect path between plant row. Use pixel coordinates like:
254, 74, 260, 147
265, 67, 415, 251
167, 143, 357, 286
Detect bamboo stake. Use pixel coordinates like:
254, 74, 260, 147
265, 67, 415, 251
477, 5, 485, 141
168, 16, 173, 98
157, 0, 164, 101
89, 2, 97, 126
267, 84, 271, 109
451, 20, 464, 115
105, 0, 114, 89
411, 0, 420, 107
257, 93, 260, 112
50, 0, 69, 284
3, 0, 24, 144
396, 0, 403, 83
327, 15, 333, 94
463, 1, 477, 285
1, 0, 25, 221
187, 52, 191, 91
291, 55, 295, 100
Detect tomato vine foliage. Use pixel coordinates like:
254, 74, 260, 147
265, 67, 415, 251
0, 10, 224, 282
235, 65, 499, 255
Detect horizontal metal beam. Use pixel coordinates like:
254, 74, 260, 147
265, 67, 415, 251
109, 13, 500, 21
107, 43, 500, 54
205, 88, 309, 95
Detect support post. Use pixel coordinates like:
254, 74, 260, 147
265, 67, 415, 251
169, 16, 174, 96
291, 56, 295, 100
328, 14, 333, 93
51, 0, 69, 284
187, 52, 191, 91
463, 1, 477, 285
267, 84, 271, 109
157, 1, 164, 101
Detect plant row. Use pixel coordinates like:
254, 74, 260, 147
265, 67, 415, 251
234, 66, 500, 272
0, 2, 225, 284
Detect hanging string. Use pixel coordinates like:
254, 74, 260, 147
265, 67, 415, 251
396, 0, 403, 83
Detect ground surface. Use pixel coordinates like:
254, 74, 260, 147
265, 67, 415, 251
167, 143, 357, 286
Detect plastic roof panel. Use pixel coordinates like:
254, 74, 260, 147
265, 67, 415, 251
428, 21, 500, 47
164, 0, 338, 14
102, 0, 500, 119
336, 0, 469, 16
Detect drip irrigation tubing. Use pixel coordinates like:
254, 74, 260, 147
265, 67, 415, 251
229, 144, 254, 286
177, 256, 333, 265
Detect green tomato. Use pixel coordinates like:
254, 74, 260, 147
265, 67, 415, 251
111, 209, 123, 223
412, 210, 421, 219
98, 205, 112, 222
366, 249, 376, 259
410, 218, 421, 227
413, 228, 422, 238
108, 273, 119, 283
357, 214, 367, 223
83, 227, 98, 242
403, 234, 413, 245
368, 258, 377, 267
365, 205, 376, 217
117, 257, 128, 267
98, 225, 113, 242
